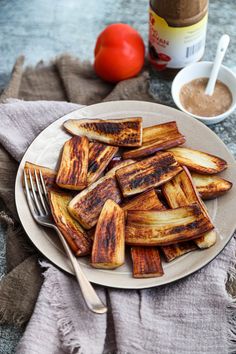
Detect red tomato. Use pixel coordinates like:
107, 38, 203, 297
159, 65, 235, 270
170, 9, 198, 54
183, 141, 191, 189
94, 23, 145, 83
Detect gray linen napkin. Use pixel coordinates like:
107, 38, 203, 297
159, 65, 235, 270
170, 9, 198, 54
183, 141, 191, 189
0, 99, 235, 354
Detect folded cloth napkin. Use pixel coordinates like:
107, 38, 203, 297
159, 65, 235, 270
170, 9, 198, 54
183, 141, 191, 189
0, 55, 236, 354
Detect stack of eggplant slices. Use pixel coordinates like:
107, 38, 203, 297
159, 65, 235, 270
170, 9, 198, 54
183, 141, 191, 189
24, 117, 232, 279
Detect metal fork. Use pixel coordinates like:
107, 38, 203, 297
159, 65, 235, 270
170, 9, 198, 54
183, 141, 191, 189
23, 168, 107, 314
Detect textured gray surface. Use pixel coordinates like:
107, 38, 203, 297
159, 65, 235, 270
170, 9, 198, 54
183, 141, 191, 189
0, 0, 235, 353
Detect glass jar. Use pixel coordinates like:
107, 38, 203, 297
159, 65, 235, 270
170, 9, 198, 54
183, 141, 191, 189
149, 0, 208, 72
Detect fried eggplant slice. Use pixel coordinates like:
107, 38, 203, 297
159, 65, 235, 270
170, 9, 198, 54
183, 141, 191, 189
125, 204, 214, 246
91, 199, 125, 269
48, 190, 91, 256
56, 136, 89, 190
122, 189, 165, 211
168, 147, 227, 174
162, 167, 207, 210
116, 152, 183, 197
193, 230, 216, 249
122, 189, 165, 278
162, 167, 216, 249
68, 159, 134, 229
64, 117, 142, 147
192, 172, 233, 200
123, 121, 186, 159
161, 241, 197, 262
87, 142, 118, 185
131, 247, 164, 278
24, 161, 57, 189
105, 156, 122, 173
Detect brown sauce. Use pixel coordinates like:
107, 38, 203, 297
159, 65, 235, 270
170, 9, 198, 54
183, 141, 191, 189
180, 78, 232, 117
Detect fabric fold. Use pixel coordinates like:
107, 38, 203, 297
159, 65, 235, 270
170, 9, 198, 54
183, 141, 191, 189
16, 236, 236, 354
56, 55, 113, 105
0, 56, 25, 102
1, 54, 154, 106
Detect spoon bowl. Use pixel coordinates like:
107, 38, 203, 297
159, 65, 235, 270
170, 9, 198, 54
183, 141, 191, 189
171, 61, 236, 125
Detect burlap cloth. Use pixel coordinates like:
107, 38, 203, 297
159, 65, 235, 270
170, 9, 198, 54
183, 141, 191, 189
0, 54, 155, 326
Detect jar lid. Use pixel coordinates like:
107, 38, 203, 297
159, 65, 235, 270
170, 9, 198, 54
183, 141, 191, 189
150, 0, 208, 27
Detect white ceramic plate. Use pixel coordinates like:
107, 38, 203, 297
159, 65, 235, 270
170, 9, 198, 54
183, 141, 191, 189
15, 101, 236, 289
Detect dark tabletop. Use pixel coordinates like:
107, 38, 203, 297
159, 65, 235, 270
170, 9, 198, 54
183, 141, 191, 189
0, 1, 235, 353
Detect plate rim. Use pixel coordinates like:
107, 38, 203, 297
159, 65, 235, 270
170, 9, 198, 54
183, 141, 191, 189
15, 100, 236, 289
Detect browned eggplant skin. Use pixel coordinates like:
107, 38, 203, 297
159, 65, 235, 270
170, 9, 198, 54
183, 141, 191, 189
91, 199, 125, 269
125, 204, 214, 246
131, 247, 164, 278
142, 121, 181, 143
161, 241, 197, 262
123, 135, 185, 159
24, 161, 57, 188
197, 184, 232, 200
122, 189, 165, 278
64, 117, 143, 147
56, 136, 89, 190
168, 147, 228, 174
121, 189, 166, 211
69, 177, 122, 229
48, 190, 91, 256
68, 160, 134, 229
123, 121, 186, 159
192, 173, 233, 200
87, 142, 118, 185
116, 152, 183, 197
162, 167, 209, 216
161, 168, 205, 258
162, 166, 216, 248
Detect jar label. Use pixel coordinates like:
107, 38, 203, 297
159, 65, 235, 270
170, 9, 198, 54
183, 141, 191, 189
149, 8, 208, 70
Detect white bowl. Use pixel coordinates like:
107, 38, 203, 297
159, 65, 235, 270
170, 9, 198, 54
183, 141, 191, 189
171, 61, 236, 125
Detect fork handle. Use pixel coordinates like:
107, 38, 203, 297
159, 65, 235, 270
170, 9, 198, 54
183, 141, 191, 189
54, 227, 107, 314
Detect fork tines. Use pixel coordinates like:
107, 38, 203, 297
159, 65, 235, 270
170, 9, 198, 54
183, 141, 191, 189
24, 169, 49, 217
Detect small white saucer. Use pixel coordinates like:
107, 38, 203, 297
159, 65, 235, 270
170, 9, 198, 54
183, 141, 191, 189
171, 61, 236, 125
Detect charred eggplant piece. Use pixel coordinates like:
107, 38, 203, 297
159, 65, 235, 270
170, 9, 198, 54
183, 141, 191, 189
87, 142, 118, 185
122, 189, 165, 211
162, 167, 216, 249
105, 156, 122, 173
192, 173, 232, 200
24, 161, 57, 189
125, 204, 214, 246
116, 152, 182, 197
122, 189, 165, 278
162, 167, 207, 210
193, 230, 216, 249
68, 160, 134, 229
131, 247, 164, 278
168, 147, 227, 174
91, 199, 125, 269
123, 121, 186, 159
48, 190, 91, 256
56, 136, 89, 190
64, 117, 142, 147
161, 241, 197, 262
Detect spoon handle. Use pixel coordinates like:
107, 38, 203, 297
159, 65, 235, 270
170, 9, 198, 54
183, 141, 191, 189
205, 34, 230, 96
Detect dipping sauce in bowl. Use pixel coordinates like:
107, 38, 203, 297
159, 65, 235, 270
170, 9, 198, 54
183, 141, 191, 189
171, 61, 236, 125
180, 78, 232, 117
